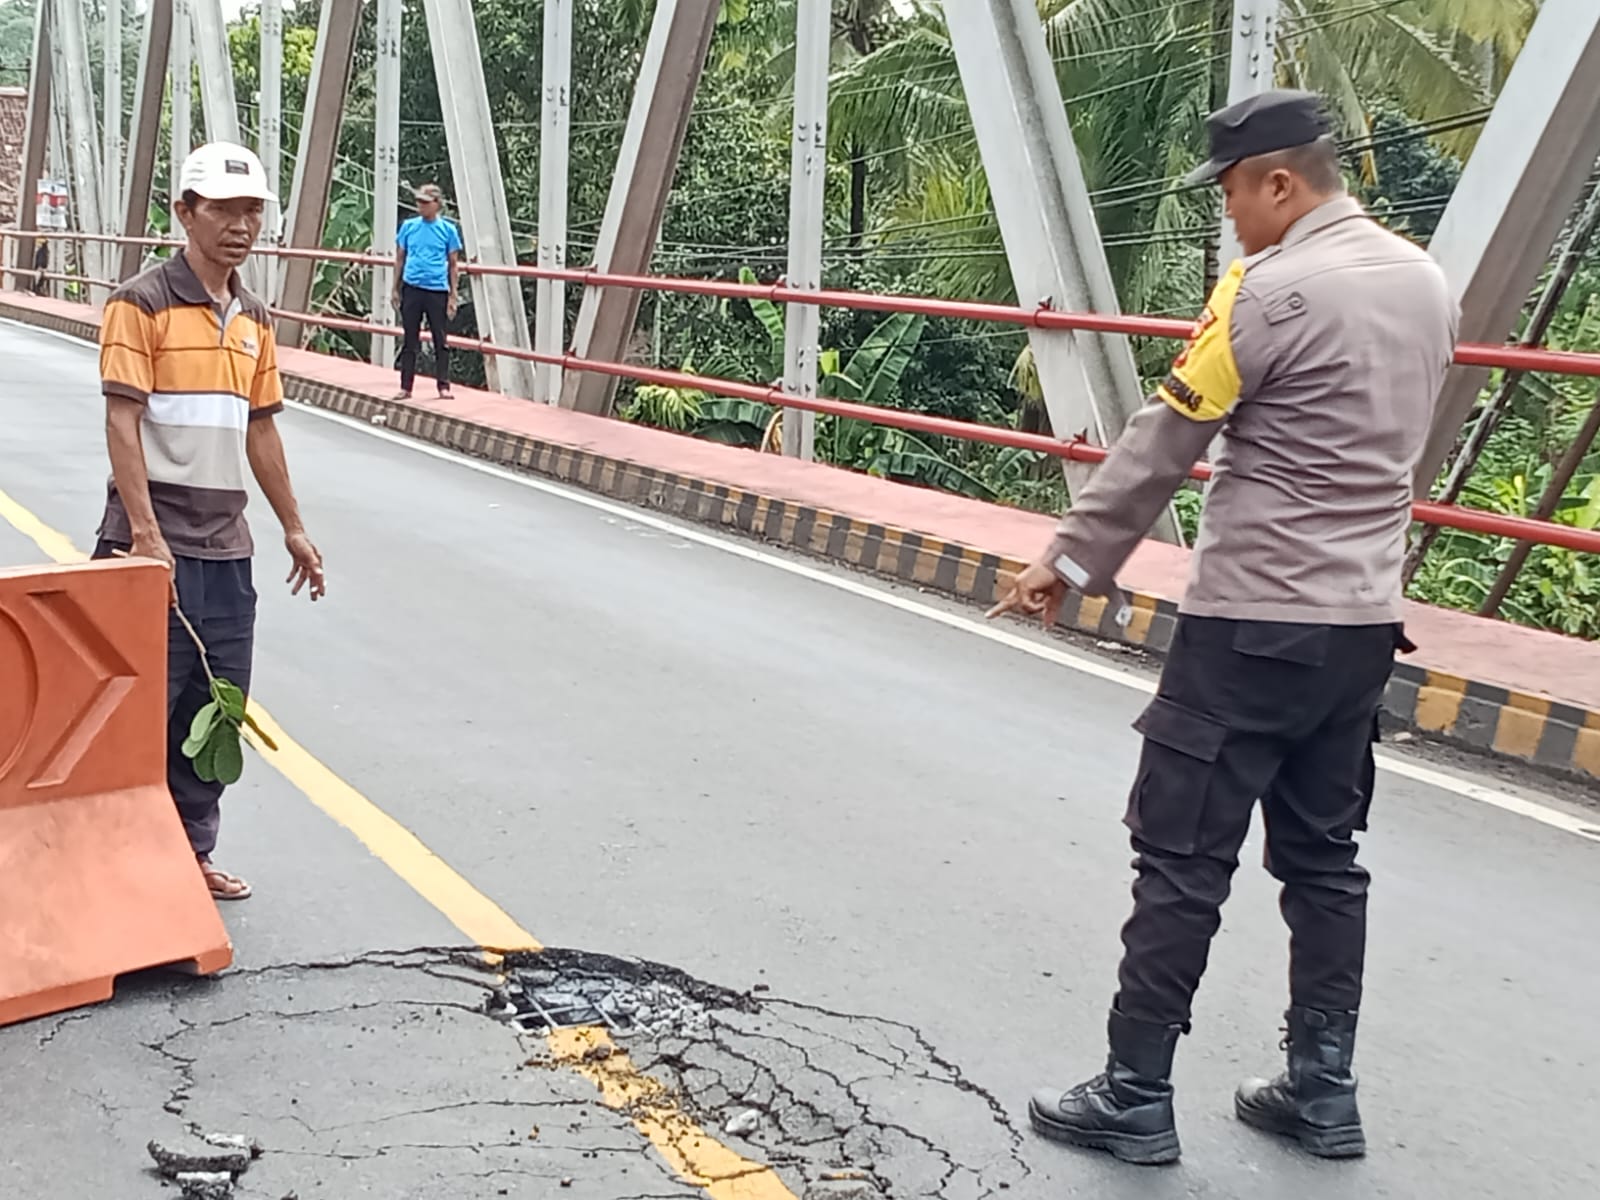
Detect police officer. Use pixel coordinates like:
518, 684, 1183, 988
989, 90, 1458, 1166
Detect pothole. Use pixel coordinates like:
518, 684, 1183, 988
496, 948, 756, 1039
500, 950, 1031, 1199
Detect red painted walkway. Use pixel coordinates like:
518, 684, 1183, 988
9, 289, 1599, 714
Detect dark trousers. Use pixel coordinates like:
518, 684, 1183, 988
94, 541, 256, 858
1113, 616, 1399, 1028
398, 283, 450, 392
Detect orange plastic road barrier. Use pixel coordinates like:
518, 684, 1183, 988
0, 558, 232, 1027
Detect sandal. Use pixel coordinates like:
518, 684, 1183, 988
393, 390, 412, 402
198, 857, 252, 901
437, 385, 454, 399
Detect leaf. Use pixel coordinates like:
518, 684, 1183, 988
210, 677, 246, 721
738, 266, 787, 372
192, 731, 220, 783
210, 725, 245, 787
242, 710, 279, 752
183, 701, 224, 758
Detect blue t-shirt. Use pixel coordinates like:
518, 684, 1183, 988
397, 215, 463, 291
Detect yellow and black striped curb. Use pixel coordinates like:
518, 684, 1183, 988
5, 296, 1597, 784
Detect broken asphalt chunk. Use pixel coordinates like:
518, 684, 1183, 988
147, 1140, 251, 1179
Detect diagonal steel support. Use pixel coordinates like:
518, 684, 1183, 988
12, 0, 52, 284
188, 0, 240, 144
51, 0, 105, 295
119, 0, 172, 282
276, 0, 364, 346
422, 0, 536, 398
946, 0, 1180, 541
561, 0, 721, 415
533, 0, 573, 403
1417, 0, 1600, 493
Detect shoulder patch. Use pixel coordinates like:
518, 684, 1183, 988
1157, 260, 1245, 422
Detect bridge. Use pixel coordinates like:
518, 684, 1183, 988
2, 2, 1600, 1198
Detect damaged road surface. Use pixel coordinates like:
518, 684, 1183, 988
6, 323, 1600, 1200
2, 949, 1024, 1199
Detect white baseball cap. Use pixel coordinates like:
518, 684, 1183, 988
178, 142, 277, 203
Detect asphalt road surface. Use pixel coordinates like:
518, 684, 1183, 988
2, 319, 1597, 1200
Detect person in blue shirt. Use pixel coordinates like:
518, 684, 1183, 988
390, 183, 464, 399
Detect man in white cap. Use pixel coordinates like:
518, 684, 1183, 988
93, 142, 326, 901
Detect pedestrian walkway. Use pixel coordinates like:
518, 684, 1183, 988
5, 289, 1597, 783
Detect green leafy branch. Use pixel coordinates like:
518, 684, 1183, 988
170, 602, 277, 786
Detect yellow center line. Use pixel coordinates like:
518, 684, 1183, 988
0, 483, 797, 1200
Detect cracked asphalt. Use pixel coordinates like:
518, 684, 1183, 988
3, 321, 1600, 1199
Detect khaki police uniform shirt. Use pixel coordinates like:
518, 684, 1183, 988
1047, 195, 1459, 625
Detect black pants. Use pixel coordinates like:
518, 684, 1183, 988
398, 283, 450, 393
94, 541, 256, 858
1113, 616, 1399, 1028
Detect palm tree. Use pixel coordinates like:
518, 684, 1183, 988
822, 0, 1536, 429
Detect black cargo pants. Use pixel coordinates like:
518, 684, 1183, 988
1113, 616, 1400, 1028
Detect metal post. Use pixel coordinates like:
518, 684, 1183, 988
779, 0, 828, 460
52, 0, 105, 297
1217, 1, 1279, 269
119, 0, 173, 282
422, 0, 537, 397
170, 0, 191, 233
13, 0, 52, 284
561, 0, 720, 415
1417, 0, 1600, 493
369, 0, 401, 370
276, 0, 363, 345
533, 0, 573, 403
102, 0, 123, 228
188, 0, 241, 144
945, 0, 1181, 541
259, 0, 284, 296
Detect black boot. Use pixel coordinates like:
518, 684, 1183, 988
1235, 1006, 1365, 1158
1029, 1009, 1183, 1166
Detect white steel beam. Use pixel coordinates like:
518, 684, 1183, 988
1217, 1, 1279, 269
533, 0, 573, 403
259, 0, 284, 297
170, 0, 191, 233
1418, 0, 1600, 493
779, 0, 829, 460
370, 0, 401, 370
103, 0, 123, 226
276, 0, 363, 345
946, 0, 1181, 541
422, 0, 536, 398
561, 0, 720, 415
119, 0, 173, 282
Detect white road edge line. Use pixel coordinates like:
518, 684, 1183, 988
1, 319, 1592, 843
288, 399, 1600, 845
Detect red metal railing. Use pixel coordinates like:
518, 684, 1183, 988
7, 228, 1600, 554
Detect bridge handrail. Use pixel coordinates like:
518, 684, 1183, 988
6, 228, 1600, 555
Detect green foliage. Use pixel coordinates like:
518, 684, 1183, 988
181, 676, 276, 787
190, 0, 1595, 638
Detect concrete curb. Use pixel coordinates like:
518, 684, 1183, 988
7, 297, 1598, 784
